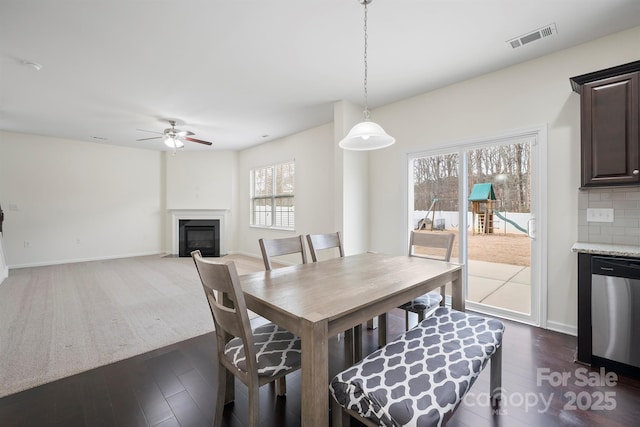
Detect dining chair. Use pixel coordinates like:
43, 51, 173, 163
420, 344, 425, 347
398, 231, 455, 329
191, 250, 302, 427
259, 235, 308, 270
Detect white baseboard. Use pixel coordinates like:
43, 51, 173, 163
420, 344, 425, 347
0, 233, 7, 285
0, 265, 7, 285
8, 251, 164, 270
546, 320, 577, 336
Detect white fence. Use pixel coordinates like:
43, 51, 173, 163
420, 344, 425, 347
413, 210, 530, 234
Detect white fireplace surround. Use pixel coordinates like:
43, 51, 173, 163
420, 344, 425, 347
169, 209, 227, 256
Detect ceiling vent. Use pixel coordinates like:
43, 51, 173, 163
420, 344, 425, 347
507, 23, 557, 49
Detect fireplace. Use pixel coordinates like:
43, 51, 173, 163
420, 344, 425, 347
179, 219, 220, 257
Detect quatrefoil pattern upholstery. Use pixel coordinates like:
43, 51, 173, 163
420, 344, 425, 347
225, 323, 302, 377
397, 291, 442, 313
330, 307, 504, 427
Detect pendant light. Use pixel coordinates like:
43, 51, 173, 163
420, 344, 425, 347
339, 0, 395, 151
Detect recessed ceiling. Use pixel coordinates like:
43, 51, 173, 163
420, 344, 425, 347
1, 0, 639, 151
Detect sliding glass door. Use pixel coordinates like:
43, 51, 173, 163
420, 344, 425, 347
407, 127, 546, 325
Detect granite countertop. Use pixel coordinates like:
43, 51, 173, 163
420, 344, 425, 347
571, 242, 640, 258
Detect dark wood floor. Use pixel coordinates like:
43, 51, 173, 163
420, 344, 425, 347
1, 310, 639, 427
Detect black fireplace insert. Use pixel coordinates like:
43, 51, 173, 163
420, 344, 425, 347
179, 219, 220, 257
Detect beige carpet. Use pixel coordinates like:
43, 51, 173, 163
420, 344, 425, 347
0, 254, 264, 398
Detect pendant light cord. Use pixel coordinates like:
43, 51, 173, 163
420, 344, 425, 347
363, 0, 370, 120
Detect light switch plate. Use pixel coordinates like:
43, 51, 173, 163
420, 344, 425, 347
586, 208, 614, 223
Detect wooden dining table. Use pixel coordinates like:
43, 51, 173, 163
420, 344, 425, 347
238, 252, 464, 427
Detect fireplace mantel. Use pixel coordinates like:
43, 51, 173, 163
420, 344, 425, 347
169, 209, 227, 256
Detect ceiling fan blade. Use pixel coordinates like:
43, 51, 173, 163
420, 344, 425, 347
184, 137, 213, 146
136, 128, 163, 135
136, 136, 162, 141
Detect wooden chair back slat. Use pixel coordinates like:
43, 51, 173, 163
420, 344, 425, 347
306, 232, 344, 262
259, 235, 307, 270
409, 231, 455, 262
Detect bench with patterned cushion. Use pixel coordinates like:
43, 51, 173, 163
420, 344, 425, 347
330, 307, 504, 427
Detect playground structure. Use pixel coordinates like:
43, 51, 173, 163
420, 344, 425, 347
469, 183, 496, 234
469, 183, 528, 235
492, 209, 527, 234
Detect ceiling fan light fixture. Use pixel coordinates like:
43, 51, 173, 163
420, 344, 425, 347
164, 136, 184, 149
136, 120, 213, 148
340, 0, 394, 151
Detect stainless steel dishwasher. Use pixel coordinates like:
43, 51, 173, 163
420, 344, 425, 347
591, 256, 640, 369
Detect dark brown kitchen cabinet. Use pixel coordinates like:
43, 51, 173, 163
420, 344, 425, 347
571, 61, 640, 188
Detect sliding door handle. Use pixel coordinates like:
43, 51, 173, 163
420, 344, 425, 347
527, 218, 536, 239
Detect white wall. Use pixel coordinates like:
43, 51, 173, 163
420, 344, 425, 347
0, 131, 163, 267
236, 123, 335, 260
164, 150, 238, 253
368, 26, 640, 331
165, 151, 237, 209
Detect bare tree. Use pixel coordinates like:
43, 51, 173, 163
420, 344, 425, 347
413, 143, 530, 213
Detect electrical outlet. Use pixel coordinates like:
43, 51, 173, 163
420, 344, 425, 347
586, 208, 614, 223
23, 240, 31, 248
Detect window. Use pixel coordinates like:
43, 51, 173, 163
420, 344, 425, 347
250, 160, 295, 229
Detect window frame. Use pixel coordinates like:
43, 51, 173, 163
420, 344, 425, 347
249, 160, 295, 230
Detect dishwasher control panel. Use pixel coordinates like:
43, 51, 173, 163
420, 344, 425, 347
592, 256, 640, 279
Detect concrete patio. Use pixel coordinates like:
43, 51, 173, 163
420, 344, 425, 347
460, 258, 531, 314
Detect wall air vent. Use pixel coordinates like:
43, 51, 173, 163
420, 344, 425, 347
507, 23, 557, 49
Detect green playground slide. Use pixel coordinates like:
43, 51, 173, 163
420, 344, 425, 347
492, 210, 527, 234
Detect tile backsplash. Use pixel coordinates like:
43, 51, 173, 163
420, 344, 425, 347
578, 187, 640, 246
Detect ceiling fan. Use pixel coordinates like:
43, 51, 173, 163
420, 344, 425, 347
136, 120, 213, 149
